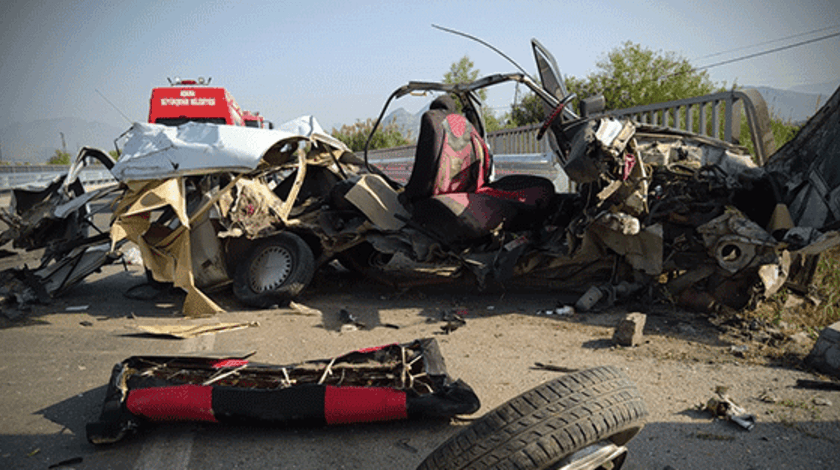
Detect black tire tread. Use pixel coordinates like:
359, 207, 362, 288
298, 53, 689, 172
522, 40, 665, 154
416, 365, 647, 470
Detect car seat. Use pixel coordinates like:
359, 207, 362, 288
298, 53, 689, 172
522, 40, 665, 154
403, 96, 555, 246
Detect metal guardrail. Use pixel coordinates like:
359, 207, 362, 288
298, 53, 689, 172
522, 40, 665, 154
0, 167, 115, 192
608, 88, 775, 164
365, 124, 548, 160
368, 88, 775, 189
485, 123, 546, 155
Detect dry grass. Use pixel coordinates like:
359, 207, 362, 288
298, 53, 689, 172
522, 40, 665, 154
749, 246, 840, 336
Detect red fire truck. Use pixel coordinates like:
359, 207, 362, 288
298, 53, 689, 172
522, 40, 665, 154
148, 77, 246, 126
242, 110, 273, 129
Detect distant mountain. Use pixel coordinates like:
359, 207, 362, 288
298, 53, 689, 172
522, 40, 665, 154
381, 103, 432, 142
750, 85, 836, 124
382, 108, 419, 141
0, 118, 126, 164
788, 80, 840, 98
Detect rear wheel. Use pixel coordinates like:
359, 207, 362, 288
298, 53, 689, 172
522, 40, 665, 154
233, 232, 315, 308
416, 365, 647, 470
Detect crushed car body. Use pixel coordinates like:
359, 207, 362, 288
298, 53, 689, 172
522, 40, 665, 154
0, 148, 125, 310
86, 338, 480, 444
106, 116, 361, 315
1, 39, 839, 317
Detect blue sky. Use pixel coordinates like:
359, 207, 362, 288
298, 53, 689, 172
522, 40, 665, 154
1, 0, 838, 132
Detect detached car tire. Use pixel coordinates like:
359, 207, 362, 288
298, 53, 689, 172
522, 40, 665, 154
233, 232, 315, 308
416, 365, 647, 470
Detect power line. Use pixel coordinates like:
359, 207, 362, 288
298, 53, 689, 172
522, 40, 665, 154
95, 89, 133, 124
692, 31, 840, 73
693, 24, 840, 61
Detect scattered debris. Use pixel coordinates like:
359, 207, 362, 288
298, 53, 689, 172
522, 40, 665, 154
288, 301, 321, 316
86, 338, 479, 444
703, 387, 756, 431
339, 309, 366, 330
532, 362, 578, 373
805, 321, 840, 378
575, 286, 604, 312
613, 312, 647, 347
537, 306, 574, 316
729, 344, 749, 357
121, 246, 143, 266
795, 379, 840, 391
788, 331, 812, 346
135, 321, 259, 339
394, 438, 419, 454
813, 397, 832, 406
440, 310, 467, 334
79, 321, 93, 327
65, 305, 89, 312
758, 390, 779, 403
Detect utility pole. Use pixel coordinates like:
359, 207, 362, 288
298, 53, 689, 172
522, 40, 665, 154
60, 132, 67, 153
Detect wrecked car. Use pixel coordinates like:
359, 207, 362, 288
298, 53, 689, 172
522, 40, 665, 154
0, 148, 125, 309
2, 39, 839, 317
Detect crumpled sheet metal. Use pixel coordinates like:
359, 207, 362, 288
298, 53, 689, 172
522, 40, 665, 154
112, 117, 348, 182
216, 177, 287, 238
107, 118, 351, 316
697, 209, 779, 274
693, 208, 793, 303
110, 178, 225, 316
764, 85, 840, 229
634, 129, 757, 172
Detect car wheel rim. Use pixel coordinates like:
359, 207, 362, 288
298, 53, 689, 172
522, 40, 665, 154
250, 245, 293, 292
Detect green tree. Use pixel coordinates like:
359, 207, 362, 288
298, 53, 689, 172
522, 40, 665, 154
443, 56, 487, 106
48, 149, 71, 165
109, 149, 120, 161
566, 41, 720, 110
507, 90, 544, 127
442, 56, 502, 132
738, 112, 800, 162
332, 119, 411, 152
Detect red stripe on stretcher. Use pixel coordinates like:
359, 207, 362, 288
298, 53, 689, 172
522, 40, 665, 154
324, 386, 407, 424
211, 358, 249, 369
354, 343, 398, 354
127, 385, 217, 422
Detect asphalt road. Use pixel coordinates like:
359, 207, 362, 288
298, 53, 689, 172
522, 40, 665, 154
1, 260, 839, 470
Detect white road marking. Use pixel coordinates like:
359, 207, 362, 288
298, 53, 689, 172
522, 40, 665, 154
133, 333, 216, 470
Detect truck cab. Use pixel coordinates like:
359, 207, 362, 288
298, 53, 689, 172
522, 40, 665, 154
243, 110, 274, 129
148, 77, 245, 126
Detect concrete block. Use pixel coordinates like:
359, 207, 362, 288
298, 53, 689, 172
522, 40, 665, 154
805, 321, 840, 378
614, 312, 647, 347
